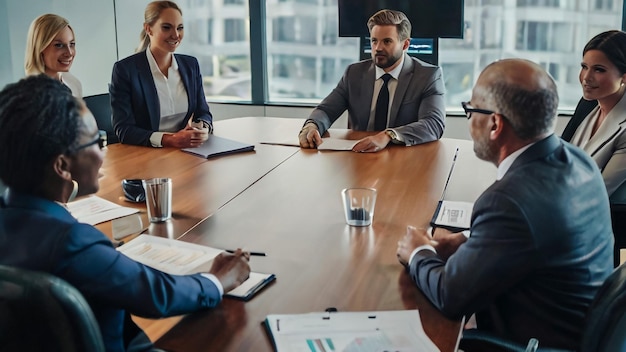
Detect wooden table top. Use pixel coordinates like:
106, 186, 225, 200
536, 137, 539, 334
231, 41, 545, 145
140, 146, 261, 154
96, 117, 496, 352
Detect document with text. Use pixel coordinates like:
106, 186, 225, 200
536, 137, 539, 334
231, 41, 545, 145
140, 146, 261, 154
430, 200, 473, 232
118, 235, 275, 300
265, 310, 439, 352
67, 195, 139, 225
261, 137, 358, 151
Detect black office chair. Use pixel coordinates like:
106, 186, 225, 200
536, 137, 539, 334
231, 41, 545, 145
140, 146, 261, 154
0, 265, 105, 352
611, 203, 626, 267
84, 93, 118, 144
459, 262, 626, 352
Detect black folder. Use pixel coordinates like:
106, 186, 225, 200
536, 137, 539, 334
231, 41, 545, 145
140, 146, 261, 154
182, 135, 255, 159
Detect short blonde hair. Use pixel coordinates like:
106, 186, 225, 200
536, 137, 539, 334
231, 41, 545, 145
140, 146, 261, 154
24, 14, 73, 76
136, 1, 183, 53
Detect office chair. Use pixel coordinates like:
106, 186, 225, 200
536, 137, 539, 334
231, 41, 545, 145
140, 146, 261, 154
612, 203, 626, 267
84, 93, 118, 144
0, 265, 105, 352
459, 262, 626, 352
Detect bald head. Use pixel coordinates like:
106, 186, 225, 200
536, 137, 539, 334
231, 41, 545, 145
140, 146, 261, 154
474, 59, 559, 141
480, 59, 556, 93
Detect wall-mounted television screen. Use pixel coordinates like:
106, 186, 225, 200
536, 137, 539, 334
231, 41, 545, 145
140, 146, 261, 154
362, 37, 434, 55
360, 37, 439, 65
339, 0, 464, 39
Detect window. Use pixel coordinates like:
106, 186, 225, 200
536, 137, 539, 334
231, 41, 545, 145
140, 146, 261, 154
1, 0, 623, 110
224, 19, 246, 42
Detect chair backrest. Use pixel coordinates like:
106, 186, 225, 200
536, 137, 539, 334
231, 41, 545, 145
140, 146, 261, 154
0, 265, 105, 352
611, 203, 626, 267
83, 93, 118, 144
580, 263, 626, 352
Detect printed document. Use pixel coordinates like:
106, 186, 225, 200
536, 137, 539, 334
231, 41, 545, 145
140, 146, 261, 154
265, 310, 439, 352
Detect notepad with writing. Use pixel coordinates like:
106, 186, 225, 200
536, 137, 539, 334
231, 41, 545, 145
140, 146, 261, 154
182, 135, 255, 158
265, 310, 439, 352
117, 235, 274, 300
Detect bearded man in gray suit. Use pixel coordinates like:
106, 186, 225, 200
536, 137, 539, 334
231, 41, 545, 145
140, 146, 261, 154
298, 9, 446, 153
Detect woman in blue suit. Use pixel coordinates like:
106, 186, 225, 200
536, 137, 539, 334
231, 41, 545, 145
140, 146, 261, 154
110, 1, 213, 148
0, 75, 250, 352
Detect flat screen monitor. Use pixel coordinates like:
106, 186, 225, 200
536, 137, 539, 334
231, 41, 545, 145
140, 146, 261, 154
360, 37, 439, 65
339, 0, 464, 39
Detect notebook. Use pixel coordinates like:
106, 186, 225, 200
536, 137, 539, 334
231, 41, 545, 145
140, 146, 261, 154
182, 135, 255, 158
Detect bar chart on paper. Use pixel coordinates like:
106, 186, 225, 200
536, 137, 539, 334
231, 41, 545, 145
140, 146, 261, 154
265, 310, 439, 352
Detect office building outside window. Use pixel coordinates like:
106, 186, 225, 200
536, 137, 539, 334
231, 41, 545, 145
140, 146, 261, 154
4, 0, 619, 109
173, 0, 622, 110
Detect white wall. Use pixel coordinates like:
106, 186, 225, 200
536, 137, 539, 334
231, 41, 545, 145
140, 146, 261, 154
3, 0, 117, 96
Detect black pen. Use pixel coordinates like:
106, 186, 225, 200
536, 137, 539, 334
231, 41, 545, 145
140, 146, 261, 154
225, 249, 267, 257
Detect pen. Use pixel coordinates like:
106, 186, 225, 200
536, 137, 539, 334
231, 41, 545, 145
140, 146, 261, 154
225, 249, 267, 256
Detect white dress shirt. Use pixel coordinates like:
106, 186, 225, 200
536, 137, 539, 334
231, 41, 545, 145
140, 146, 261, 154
368, 54, 405, 140
145, 47, 189, 147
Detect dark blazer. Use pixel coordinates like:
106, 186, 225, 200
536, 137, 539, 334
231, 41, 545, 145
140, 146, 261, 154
561, 98, 598, 142
308, 54, 446, 146
409, 135, 614, 349
110, 51, 213, 146
0, 190, 222, 352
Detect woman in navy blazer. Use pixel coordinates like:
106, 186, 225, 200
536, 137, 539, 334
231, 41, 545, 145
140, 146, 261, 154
0, 75, 250, 352
110, 1, 213, 147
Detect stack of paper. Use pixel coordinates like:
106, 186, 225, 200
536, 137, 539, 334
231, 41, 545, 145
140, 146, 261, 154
118, 235, 275, 300
261, 138, 358, 151
67, 195, 138, 225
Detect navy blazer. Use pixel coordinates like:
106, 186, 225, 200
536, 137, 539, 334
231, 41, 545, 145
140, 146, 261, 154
409, 135, 614, 349
110, 51, 213, 146
308, 54, 446, 146
0, 190, 222, 352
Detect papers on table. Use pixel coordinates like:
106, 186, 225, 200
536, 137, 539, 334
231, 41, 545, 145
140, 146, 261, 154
265, 310, 439, 352
117, 235, 274, 300
67, 195, 139, 225
430, 200, 473, 232
261, 137, 358, 151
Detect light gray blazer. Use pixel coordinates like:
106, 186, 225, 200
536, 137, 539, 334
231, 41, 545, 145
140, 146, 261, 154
571, 93, 626, 203
307, 54, 446, 146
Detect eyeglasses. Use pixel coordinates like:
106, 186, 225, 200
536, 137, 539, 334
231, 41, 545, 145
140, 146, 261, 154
75, 130, 107, 151
462, 101, 500, 120
461, 101, 510, 123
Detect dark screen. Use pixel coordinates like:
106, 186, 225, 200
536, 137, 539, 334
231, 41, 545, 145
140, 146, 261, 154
338, 0, 464, 38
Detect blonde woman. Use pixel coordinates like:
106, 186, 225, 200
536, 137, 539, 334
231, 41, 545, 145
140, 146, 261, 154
110, 0, 212, 147
25, 14, 82, 98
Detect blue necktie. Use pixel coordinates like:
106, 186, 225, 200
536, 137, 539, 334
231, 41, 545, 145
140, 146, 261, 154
374, 74, 392, 131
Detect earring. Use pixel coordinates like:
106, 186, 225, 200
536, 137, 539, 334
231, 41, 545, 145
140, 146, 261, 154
68, 180, 79, 202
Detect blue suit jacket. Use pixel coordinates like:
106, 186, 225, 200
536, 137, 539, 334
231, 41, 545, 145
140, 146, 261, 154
110, 51, 213, 146
308, 54, 446, 146
410, 135, 614, 349
0, 190, 221, 352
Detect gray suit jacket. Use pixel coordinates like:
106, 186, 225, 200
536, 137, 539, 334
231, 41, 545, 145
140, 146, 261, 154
410, 135, 614, 349
308, 54, 445, 145
562, 95, 626, 203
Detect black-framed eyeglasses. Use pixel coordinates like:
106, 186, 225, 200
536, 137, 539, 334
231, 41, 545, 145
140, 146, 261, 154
75, 130, 107, 151
461, 101, 505, 120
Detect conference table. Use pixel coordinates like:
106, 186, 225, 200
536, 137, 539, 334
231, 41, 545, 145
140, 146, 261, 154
95, 117, 496, 352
